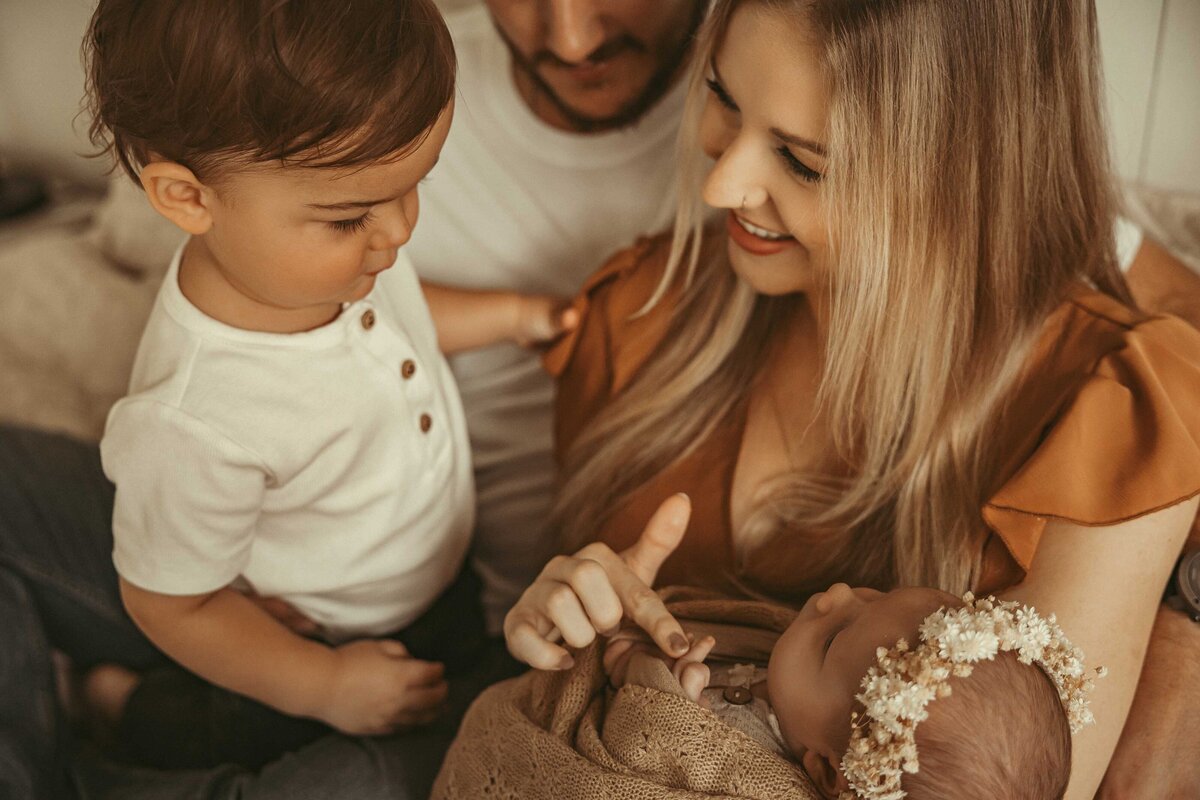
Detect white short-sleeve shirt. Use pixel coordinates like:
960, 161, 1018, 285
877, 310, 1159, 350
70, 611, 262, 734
101, 248, 474, 642
403, 5, 687, 632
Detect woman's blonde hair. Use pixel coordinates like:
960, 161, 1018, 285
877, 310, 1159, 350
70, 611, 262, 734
552, 0, 1130, 595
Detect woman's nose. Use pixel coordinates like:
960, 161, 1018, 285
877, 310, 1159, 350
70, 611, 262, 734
701, 133, 768, 212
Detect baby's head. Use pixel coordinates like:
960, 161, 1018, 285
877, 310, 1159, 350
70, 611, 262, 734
768, 585, 1096, 800
84, 0, 454, 317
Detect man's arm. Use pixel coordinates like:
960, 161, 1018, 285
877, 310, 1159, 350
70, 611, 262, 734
1126, 238, 1200, 328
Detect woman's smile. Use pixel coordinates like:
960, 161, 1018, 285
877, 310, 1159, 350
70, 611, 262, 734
725, 210, 799, 256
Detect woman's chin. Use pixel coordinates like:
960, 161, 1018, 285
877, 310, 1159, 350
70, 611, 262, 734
727, 242, 813, 297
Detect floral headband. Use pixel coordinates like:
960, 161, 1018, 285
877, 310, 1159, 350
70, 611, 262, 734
838, 593, 1104, 800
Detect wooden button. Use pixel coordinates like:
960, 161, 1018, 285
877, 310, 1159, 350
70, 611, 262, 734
722, 686, 753, 705
360, 309, 376, 330
419, 413, 432, 433
401, 360, 416, 379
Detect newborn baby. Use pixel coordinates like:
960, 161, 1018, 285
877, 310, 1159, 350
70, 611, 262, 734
604, 584, 1101, 800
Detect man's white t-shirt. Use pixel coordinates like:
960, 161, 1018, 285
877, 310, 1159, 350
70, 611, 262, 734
404, 5, 688, 632
101, 249, 474, 643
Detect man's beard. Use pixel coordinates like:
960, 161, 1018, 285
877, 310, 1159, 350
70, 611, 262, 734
495, 2, 707, 134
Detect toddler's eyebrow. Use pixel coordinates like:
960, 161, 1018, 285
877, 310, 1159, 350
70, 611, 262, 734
306, 195, 397, 212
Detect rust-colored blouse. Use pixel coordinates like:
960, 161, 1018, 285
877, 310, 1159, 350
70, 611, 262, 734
544, 234, 1200, 601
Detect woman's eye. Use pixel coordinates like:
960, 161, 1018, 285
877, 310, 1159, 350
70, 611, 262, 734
776, 146, 822, 183
327, 211, 373, 234
705, 77, 738, 112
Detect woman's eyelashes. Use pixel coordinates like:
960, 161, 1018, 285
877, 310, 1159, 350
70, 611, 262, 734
776, 146, 822, 183
328, 210, 374, 235
705, 75, 822, 184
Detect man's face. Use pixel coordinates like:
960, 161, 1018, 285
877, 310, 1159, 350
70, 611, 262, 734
485, 0, 706, 132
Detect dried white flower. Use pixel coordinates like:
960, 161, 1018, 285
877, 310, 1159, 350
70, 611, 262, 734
838, 594, 1104, 800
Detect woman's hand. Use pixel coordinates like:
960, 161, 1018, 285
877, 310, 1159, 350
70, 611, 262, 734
504, 493, 693, 670
1096, 604, 1200, 799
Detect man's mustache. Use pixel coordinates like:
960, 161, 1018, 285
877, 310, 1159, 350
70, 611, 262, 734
532, 35, 646, 69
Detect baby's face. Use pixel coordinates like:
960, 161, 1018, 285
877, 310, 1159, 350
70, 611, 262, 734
767, 584, 956, 761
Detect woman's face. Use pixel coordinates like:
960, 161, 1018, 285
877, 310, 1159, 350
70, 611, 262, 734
699, 3, 830, 296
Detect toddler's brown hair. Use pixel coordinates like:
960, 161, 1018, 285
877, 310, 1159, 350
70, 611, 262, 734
84, 0, 455, 183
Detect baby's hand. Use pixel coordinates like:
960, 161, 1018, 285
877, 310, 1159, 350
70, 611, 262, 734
603, 631, 716, 705
671, 634, 716, 704
319, 639, 447, 736
513, 294, 579, 347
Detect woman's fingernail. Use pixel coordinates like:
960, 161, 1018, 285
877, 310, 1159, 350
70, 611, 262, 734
670, 633, 689, 654
558, 654, 575, 670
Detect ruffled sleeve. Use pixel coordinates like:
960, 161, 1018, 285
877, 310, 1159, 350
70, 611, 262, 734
543, 233, 682, 460
982, 297, 1200, 579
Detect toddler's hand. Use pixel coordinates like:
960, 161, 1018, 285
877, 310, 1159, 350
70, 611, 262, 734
513, 294, 579, 347
320, 639, 447, 736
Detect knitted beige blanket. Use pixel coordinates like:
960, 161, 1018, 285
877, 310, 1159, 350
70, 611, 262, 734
433, 588, 818, 799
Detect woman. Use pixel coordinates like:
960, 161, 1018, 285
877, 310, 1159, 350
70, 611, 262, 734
503, 1, 1200, 797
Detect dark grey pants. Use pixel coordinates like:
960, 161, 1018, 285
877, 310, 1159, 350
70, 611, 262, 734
0, 424, 523, 800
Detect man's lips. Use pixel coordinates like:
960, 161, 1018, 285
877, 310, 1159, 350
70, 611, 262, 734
725, 211, 798, 256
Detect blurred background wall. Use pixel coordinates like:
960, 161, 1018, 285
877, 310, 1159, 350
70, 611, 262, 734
0, 0, 1195, 192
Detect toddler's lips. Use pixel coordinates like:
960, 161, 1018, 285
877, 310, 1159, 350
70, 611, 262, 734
726, 211, 798, 256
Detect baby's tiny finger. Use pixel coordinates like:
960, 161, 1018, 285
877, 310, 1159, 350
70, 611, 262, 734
679, 662, 710, 704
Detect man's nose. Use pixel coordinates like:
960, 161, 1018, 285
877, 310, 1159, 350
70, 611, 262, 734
545, 0, 606, 64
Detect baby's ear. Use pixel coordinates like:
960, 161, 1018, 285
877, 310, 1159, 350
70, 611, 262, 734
800, 749, 849, 799
138, 161, 214, 236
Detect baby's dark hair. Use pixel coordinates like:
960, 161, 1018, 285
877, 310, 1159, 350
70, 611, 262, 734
83, 0, 455, 184
901, 652, 1072, 800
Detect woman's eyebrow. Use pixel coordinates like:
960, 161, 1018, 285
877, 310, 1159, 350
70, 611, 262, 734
710, 55, 827, 158
771, 128, 827, 159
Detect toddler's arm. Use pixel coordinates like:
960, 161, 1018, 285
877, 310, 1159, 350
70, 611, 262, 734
421, 282, 578, 354
119, 579, 447, 735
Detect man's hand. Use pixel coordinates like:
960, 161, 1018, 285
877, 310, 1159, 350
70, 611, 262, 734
1096, 605, 1200, 799
320, 639, 448, 736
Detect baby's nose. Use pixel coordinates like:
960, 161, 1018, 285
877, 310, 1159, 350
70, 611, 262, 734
815, 582, 855, 613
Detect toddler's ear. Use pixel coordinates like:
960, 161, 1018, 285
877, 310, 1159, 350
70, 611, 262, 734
800, 749, 849, 799
138, 161, 214, 236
